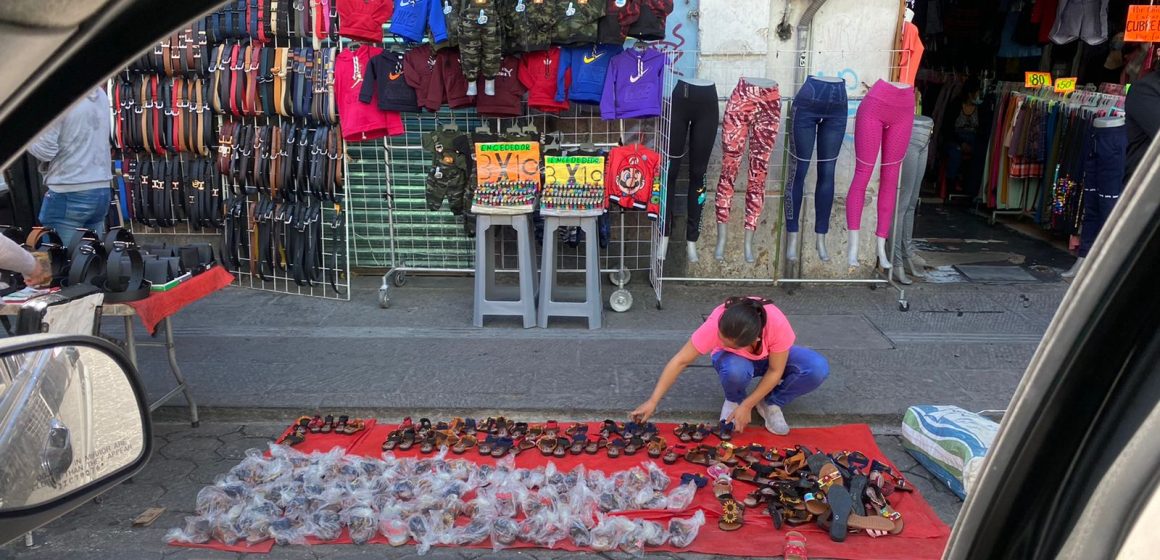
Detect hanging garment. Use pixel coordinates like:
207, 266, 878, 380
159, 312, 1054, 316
359, 50, 422, 112
597, 0, 639, 44
891, 116, 933, 264
898, 22, 925, 87
845, 80, 915, 238
501, 0, 559, 53
554, 0, 606, 45
389, 0, 448, 43
403, 44, 441, 111
627, 0, 673, 41
336, 0, 393, 42
1079, 122, 1126, 257
714, 78, 781, 231
556, 44, 623, 104
334, 44, 404, 142
664, 79, 719, 242
785, 76, 848, 235
519, 47, 570, 113
600, 46, 665, 119
606, 144, 662, 219
1050, 0, 1109, 45
474, 57, 526, 117
430, 47, 474, 109
459, 0, 503, 80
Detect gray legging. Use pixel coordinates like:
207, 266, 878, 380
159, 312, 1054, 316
891, 116, 933, 265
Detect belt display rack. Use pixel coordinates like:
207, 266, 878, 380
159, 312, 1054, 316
111, 0, 351, 301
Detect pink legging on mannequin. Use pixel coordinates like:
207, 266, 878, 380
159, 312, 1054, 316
846, 80, 916, 238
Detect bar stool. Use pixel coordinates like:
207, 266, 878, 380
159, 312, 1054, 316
538, 214, 602, 329
473, 214, 537, 328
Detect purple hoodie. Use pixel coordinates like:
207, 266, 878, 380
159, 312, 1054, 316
600, 46, 665, 120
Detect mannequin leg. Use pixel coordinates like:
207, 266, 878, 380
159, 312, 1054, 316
892, 118, 929, 273
715, 83, 754, 228
816, 233, 829, 262
686, 83, 718, 244
845, 99, 885, 235
785, 103, 818, 235
715, 223, 728, 261
657, 236, 670, 260
873, 113, 915, 241
741, 94, 782, 231
744, 230, 756, 263
814, 106, 847, 238
686, 241, 699, 263
785, 232, 800, 262
847, 230, 860, 268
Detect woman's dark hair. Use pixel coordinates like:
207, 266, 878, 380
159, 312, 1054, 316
719, 297, 773, 347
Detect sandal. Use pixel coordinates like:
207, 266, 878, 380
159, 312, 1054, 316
452, 434, 477, 454
624, 436, 644, 455
478, 435, 496, 456
512, 422, 529, 438
714, 477, 744, 531
600, 419, 621, 438
743, 487, 776, 508
646, 436, 667, 459
307, 415, 324, 433
607, 438, 625, 459
538, 435, 559, 456
817, 462, 844, 491
463, 418, 477, 434
865, 484, 904, 534
712, 420, 735, 441
565, 423, 588, 437
674, 423, 695, 443
585, 437, 603, 455
419, 432, 437, 454
517, 435, 537, 454
398, 428, 417, 451
543, 420, 560, 435
554, 436, 569, 458
784, 531, 807, 560
824, 485, 853, 542
382, 430, 403, 452
320, 414, 335, 434
663, 445, 685, 465
282, 424, 307, 445
685, 445, 716, 466
691, 423, 712, 442
680, 472, 708, 488
490, 436, 514, 458
569, 434, 587, 455
717, 442, 739, 466
848, 473, 869, 516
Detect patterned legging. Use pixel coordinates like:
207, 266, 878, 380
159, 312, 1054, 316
715, 79, 781, 231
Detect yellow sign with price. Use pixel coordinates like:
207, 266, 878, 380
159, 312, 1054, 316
1025, 72, 1053, 89
1054, 77, 1078, 94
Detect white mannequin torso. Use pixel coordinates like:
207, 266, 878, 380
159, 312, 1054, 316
681, 78, 715, 87
744, 77, 778, 88
1094, 115, 1126, 128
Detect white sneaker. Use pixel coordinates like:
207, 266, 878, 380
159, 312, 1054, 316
719, 400, 739, 422
755, 401, 790, 435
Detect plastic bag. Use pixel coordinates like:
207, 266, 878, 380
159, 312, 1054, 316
568, 517, 593, 547
632, 487, 668, 510
194, 486, 237, 517
378, 511, 409, 547
667, 510, 706, 548
639, 520, 668, 547
268, 516, 307, 546
665, 481, 698, 511
165, 516, 212, 544
344, 504, 377, 545
451, 516, 492, 545
491, 517, 520, 551
306, 505, 343, 542
644, 461, 672, 491
590, 515, 633, 551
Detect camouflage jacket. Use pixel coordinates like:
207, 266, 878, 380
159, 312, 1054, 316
553, 0, 606, 46
500, 0, 558, 53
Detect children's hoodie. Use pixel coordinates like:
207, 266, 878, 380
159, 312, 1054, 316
389, 0, 448, 43
556, 44, 623, 104
599, 46, 664, 119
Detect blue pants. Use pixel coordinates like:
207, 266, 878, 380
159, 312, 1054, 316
785, 77, 848, 234
1078, 125, 1126, 258
713, 346, 830, 407
39, 188, 111, 248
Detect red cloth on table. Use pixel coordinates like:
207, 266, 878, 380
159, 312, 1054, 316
177, 422, 950, 558
124, 265, 234, 335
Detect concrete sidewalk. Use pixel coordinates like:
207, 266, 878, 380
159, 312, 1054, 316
124, 273, 1066, 428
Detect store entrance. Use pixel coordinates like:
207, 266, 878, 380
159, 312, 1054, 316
909, 0, 1143, 281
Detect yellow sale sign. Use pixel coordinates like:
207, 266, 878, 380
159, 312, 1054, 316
544, 155, 605, 187
1025, 72, 1052, 89
1053, 77, 1077, 94
474, 142, 542, 187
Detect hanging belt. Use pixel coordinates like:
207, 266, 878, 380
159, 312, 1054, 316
150, 75, 164, 153
259, 46, 274, 115
171, 77, 184, 152
228, 43, 243, 115
134, 158, 151, 226
209, 44, 225, 114
326, 48, 338, 124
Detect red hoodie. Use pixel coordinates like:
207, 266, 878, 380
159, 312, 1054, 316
519, 48, 569, 113
335, 44, 404, 141
606, 144, 661, 219
336, 0, 393, 43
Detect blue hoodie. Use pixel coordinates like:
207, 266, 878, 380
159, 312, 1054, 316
389, 0, 447, 43
556, 44, 624, 105
600, 46, 665, 120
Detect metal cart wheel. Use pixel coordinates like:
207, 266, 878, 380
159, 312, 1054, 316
609, 268, 631, 287
899, 300, 910, 312
610, 289, 633, 312
393, 270, 408, 287
378, 287, 391, 309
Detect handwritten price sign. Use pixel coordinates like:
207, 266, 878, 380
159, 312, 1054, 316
1054, 77, 1078, 94
474, 142, 542, 187
1025, 72, 1053, 89
1125, 5, 1160, 42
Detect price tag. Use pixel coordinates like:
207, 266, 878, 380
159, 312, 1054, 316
1025, 72, 1053, 89
1053, 77, 1077, 94
1125, 5, 1160, 42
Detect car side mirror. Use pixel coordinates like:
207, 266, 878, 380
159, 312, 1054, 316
0, 334, 152, 545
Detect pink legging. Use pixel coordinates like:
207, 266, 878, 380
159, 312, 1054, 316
846, 80, 916, 238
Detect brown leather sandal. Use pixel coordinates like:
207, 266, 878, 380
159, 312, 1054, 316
646, 436, 667, 459
714, 478, 744, 531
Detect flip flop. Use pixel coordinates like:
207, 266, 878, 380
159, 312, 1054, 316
784, 531, 807, 560
848, 473, 869, 516
817, 463, 845, 491
825, 486, 853, 542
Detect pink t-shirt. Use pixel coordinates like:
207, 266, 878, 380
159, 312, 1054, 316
690, 302, 796, 360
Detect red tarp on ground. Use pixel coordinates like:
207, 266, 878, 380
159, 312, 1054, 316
174, 422, 951, 559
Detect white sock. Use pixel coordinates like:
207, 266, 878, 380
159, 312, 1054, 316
719, 400, 739, 422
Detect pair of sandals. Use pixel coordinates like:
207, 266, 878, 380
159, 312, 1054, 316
305, 414, 365, 435
673, 419, 735, 443
713, 476, 745, 531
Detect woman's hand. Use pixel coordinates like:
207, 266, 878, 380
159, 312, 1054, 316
727, 402, 755, 433
630, 400, 658, 423
24, 258, 51, 287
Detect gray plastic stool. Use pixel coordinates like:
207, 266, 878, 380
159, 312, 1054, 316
538, 214, 602, 329
473, 214, 537, 328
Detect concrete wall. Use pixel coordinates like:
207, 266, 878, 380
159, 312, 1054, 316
667, 0, 903, 281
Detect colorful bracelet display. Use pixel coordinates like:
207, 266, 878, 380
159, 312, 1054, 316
541, 180, 607, 214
